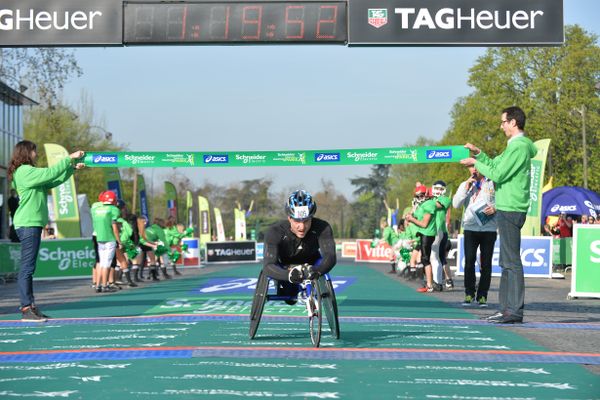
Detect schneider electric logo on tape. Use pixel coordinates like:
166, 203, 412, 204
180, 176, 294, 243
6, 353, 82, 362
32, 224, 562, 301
0, 9, 103, 31
124, 154, 155, 165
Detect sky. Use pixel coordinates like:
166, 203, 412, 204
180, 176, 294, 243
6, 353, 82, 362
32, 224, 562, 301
62, 0, 600, 200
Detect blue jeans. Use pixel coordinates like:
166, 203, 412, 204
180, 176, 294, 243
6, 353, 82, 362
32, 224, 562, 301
16, 227, 43, 309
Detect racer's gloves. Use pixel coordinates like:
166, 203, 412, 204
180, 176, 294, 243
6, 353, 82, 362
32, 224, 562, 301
288, 265, 304, 284
303, 264, 320, 280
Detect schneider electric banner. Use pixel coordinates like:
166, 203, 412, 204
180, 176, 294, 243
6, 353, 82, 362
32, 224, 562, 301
0, 0, 122, 46
456, 235, 552, 278
0, 239, 95, 280
348, 0, 563, 45
83, 146, 469, 168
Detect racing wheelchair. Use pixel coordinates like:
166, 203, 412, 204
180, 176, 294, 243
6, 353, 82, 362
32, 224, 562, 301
249, 265, 340, 348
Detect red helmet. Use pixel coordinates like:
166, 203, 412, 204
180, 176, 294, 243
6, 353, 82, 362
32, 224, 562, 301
414, 185, 428, 196
98, 190, 117, 205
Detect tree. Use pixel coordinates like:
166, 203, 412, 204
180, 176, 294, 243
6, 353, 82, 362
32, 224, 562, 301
349, 165, 391, 238
24, 103, 125, 203
442, 25, 600, 191
313, 179, 349, 238
0, 48, 82, 106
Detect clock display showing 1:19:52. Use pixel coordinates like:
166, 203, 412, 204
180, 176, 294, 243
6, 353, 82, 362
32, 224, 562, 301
123, 1, 347, 44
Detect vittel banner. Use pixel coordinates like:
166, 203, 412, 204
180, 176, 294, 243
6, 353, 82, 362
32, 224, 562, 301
0, 0, 122, 46
206, 241, 257, 263
349, 0, 563, 45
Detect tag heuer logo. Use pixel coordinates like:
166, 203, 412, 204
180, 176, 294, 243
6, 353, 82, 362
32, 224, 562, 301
368, 9, 388, 28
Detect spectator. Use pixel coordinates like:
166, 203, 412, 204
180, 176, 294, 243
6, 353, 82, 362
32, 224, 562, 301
42, 225, 56, 240
7, 140, 85, 321
460, 106, 536, 324
555, 212, 573, 238
453, 166, 497, 308
580, 215, 589, 224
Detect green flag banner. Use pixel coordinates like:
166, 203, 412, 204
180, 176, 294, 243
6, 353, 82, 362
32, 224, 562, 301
82, 146, 469, 168
522, 139, 551, 236
165, 181, 178, 222
186, 190, 193, 228
214, 207, 225, 242
198, 196, 211, 244
44, 143, 81, 238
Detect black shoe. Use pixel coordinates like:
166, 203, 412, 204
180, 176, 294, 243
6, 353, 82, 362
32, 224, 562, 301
21, 307, 47, 322
103, 285, 118, 293
95, 286, 102, 293
432, 282, 443, 292
31, 306, 50, 319
284, 299, 298, 305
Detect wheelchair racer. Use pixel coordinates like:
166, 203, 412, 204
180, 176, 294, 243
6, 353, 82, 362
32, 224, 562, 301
262, 190, 337, 305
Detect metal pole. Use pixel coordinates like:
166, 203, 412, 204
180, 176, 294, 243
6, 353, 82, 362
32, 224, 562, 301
581, 105, 588, 190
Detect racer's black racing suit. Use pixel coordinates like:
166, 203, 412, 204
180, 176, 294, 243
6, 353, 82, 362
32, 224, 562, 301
262, 218, 337, 299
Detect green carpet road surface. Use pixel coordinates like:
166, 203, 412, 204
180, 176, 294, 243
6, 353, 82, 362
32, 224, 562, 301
0, 264, 598, 399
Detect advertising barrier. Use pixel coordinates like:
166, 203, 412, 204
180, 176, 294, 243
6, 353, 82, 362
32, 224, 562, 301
569, 225, 600, 299
256, 242, 264, 260
206, 241, 257, 263
0, 238, 96, 280
341, 241, 357, 259
355, 239, 393, 263
456, 235, 552, 278
182, 238, 200, 266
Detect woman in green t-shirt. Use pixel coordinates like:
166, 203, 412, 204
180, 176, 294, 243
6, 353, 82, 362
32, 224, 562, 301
7, 140, 85, 322
405, 185, 438, 293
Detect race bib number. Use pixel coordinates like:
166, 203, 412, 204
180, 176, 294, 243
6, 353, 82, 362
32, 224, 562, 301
293, 206, 310, 219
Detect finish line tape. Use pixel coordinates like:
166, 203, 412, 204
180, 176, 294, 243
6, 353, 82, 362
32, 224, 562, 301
82, 146, 469, 168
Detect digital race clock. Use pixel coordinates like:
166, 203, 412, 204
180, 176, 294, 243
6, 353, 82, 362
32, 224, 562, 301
123, 1, 347, 44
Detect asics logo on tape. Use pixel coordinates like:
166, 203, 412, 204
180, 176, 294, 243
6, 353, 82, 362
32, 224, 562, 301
203, 155, 229, 163
93, 154, 117, 164
426, 150, 452, 159
315, 153, 340, 162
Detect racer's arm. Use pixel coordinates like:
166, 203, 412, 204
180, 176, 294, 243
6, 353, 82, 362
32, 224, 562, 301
262, 227, 289, 282
314, 222, 336, 275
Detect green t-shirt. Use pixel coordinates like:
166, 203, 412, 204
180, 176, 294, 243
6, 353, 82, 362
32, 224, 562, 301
12, 157, 74, 228
91, 202, 119, 242
413, 199, 437, 237
434, 195, 451, 233
117, 217, 133, 243
146, 224, 167, 245
382, 226, 400, 246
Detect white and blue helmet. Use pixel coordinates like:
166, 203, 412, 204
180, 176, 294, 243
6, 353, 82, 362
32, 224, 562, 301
286, 190, 317, 221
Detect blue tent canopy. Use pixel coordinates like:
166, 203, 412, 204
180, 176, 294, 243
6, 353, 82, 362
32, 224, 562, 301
541, 186, 600, 220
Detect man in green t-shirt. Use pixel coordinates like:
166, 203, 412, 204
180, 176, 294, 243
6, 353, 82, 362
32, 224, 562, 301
430, 181, 454, 290
91, 191, 120, 293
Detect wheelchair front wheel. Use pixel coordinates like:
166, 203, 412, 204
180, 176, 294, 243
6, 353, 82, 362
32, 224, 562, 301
249, 270, 269, 339
319, 277, 340, 339
308, 279, 323, 347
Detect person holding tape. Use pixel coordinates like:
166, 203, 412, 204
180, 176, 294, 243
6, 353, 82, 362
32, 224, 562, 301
461, 106, 536, 324
8, 140, 85, 322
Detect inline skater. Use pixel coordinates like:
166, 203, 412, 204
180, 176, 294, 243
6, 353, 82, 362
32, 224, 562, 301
262, 190, 337, 305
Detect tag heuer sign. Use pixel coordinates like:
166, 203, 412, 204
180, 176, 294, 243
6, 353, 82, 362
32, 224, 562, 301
368, 9, 388, 28
350, 0, 564, 45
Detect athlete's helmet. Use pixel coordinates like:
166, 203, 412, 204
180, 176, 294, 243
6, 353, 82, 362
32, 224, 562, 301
431, 180, 447, 197
414, 185, 428, 205
285, 190, 317, 221
98, 190, 117, 206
